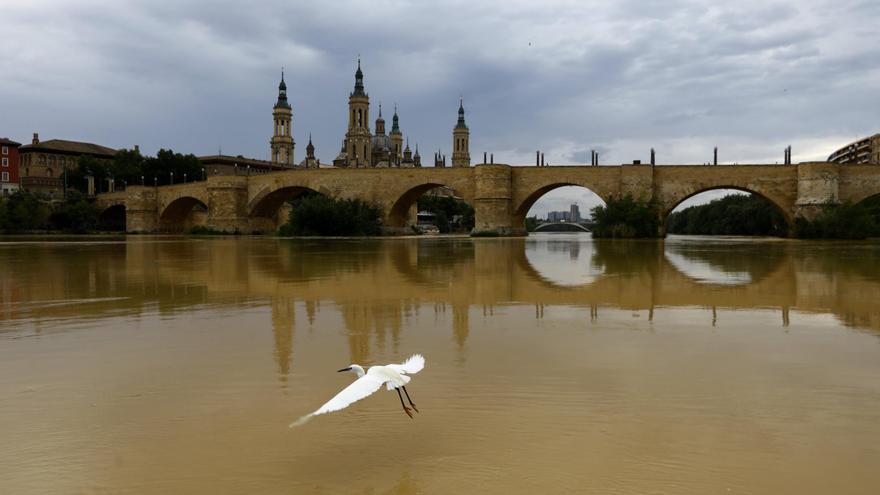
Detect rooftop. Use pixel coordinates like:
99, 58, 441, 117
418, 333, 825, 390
19, 138, 117, 157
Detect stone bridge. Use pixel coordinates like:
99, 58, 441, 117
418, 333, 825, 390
95, 162, 880, 235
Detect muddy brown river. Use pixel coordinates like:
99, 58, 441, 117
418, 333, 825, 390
1, 234, 879, 494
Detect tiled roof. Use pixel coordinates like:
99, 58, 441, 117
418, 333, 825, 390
0, 137, 22, 146
19, 139, 117, 157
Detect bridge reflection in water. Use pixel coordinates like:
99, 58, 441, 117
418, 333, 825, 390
3, 235, 880, 373
5, 235, 880, 494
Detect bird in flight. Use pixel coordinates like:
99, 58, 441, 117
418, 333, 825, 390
290, 354, 425, 427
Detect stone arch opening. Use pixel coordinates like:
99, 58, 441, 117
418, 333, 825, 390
159, 196, 208, 233
98, 204, 126, 231
387, 183, 474, 234
663, 187, 792, 237
514, 184, 606, 234
248, 185, 324, 233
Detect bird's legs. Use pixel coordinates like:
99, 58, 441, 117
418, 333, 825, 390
396, 388, 414, 418
402, 386, 419, 413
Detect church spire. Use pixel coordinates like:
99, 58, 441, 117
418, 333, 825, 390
391, 104, 401, 134
352, 57, 366, 96
275, 69, 290, 109
455, 97, 467, 129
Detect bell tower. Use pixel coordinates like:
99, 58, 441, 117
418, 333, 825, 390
271, 70, 294, 166
451, 97, 470, 167
345, 58, 372, 167
390, 105, 403, 161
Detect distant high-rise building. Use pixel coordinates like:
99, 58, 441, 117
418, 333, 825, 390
570, 204, 581, 223
828, 134, 880, 164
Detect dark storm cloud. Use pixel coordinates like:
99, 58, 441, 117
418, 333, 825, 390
1, 0, 877, 214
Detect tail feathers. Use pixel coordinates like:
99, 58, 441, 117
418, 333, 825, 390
289, 413, 314, 428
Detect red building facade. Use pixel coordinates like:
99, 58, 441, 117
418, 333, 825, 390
0, 138, 21, 195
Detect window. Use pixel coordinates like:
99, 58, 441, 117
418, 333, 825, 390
1, 171, 8, 182
2, 146, 7, 155
1, 158, 7, 167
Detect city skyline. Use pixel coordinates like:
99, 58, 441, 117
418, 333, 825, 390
3, 0, 878, 215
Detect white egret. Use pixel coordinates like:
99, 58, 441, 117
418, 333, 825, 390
290, 354, 425, 427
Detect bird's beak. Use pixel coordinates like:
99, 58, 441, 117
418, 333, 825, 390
337, 367, 352, 373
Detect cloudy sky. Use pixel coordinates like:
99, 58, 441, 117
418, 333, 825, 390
3, 0, 878, 216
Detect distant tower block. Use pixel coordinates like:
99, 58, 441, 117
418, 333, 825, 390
451, 98, 470, 167
271, 70, 295, 166
345, 58, 372, 167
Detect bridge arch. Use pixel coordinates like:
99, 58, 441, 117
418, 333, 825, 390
513, 183, 607, 233
98, 204, 126, 231
248, 185, 326, 219
661, 187, 794, 235
386, 183, 474, 231
248, 185, 325, 233
159, 196, 208, 232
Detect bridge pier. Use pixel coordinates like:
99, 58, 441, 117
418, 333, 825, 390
124, 186, 158, 233
794, 162, 840, 220
206, 176, 250, 233
473, 164, 525, 236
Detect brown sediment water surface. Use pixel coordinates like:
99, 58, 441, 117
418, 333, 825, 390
1, 234, 879, 494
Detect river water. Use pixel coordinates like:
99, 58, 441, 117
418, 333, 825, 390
1, 234, 879, 494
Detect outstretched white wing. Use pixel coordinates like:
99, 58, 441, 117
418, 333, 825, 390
388, 354, 425, 375
290, 371, 387, 428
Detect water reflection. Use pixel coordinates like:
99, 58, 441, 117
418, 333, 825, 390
3, 235, 880, 343
3, 235, 880, 494
664, 236, 787, 286
524, 234, 602, 286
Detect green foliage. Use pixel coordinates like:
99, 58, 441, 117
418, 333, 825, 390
66, 148, 202, 193
525, 216, 540, 232
416, 194, 474, 233
48, 191, 98, 233
591, 195, 660, 238
794, 202, 877, 239
0, 191, 50, 232
0, 191, 97, 233
278, 194, 382, 236
666, 194, 788, 236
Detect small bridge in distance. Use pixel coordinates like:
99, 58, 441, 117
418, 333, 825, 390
532, 222, 593, 233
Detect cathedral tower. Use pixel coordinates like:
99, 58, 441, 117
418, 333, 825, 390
390, 105, 403, 161
345, 59, 372, 167
271, 71, 294, 166
451, 98, 470, 167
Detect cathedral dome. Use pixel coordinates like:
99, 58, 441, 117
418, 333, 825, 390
371, 134, 394, 151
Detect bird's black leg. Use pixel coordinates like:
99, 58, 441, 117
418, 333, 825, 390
396, 388, 413, 418
402, 386, 419, 413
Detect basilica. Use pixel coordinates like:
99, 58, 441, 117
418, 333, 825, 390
269, 60, 470, 169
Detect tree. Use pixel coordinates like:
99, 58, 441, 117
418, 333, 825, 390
48, 191, 98, 233
666, 194, 788, 236
416, 194, 475, 233
591, 195, 660, 238
0, 191, 50, 232
279, 194, 382, 236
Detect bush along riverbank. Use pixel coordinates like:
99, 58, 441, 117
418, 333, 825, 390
794, 199, 880, 239
0, 191, 101, 234
591, 195, 661, 238
277, 194, 382, 236
667, 194, 788, 237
